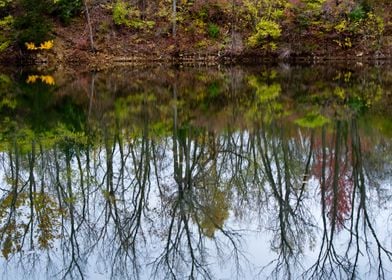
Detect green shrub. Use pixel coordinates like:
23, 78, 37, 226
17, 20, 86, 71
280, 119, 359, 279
0, 0, 12, 8
113, 1, 155, 30
0, 0, 13, 51
348, 5, 366, 22
113, 1, 129, 26
0, 15, 13, 52
52, 0, 82, 24
14, 0, 54, 45
207, 23, 219, 38
248, 19, 281, 49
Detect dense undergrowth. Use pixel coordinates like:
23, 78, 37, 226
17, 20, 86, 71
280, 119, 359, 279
0, 0, 391, 60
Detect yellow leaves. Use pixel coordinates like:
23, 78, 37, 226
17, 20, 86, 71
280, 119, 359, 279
334, 20, 347, 33
333, 37, 352, 49
26, 75, 39, 83
26, 75, 55, 85
334, 87, 346, 100
24, 40, 54, 51
25, 42, 37, 50
25, 42, 36, 50
40, 75, 55, 85
39, 40, 54, 50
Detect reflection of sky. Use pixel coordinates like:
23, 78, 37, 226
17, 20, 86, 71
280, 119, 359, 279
0, 131, 391, 279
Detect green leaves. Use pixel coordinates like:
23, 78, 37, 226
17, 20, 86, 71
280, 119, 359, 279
295, 112, 330, 128
113, 1, 155, 30
248, 19, 281, 49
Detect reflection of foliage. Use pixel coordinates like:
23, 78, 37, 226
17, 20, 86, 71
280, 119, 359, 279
34, 193, 62, 249
0, 191, 62, 259
313, 123, 353, 231
0, 66, 391, 279
26, 74, 55, 85
198, 188, 229, 238
247, 72, 284, 124
295, 112, 330, 128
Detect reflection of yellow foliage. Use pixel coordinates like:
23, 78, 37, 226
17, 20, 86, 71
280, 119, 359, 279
26, 75, 55, 85
199, 189, 229, 238
26, 75, 39, 83
33, 192, 61, 249
334, 87, 345, 100
24, 40, 54, 51
40, 75, 55, 85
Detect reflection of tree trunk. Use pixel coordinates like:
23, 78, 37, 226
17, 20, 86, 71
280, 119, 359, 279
64, 148, 84, 279
28, 141, 36, 249
350, 118, 392, 279
329, 122, 341, 238
88, 72, 95, 121
172, 82, 181, 187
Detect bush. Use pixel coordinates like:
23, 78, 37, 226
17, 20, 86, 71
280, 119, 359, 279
348, 5, 367, 22
207, 23, 219, 38
113, 1, 155, 30
0, 15, 13, 52
248, 19, 281, 49
113, 1, 129, 26
14, 0, 54, 45
52, 0, 82, 24
0, 0, 13, 52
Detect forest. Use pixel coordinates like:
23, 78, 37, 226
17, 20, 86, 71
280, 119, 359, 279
0, 0, 391, 66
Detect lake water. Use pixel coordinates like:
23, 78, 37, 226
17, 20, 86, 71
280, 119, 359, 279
0, 64, 391, 279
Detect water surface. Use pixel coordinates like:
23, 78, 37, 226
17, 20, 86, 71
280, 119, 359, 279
0, 64, 391, 279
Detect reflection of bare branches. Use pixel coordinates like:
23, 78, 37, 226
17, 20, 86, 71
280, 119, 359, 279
150, 87, 245, 279
255, 123, 316, 279
304, 120, 392, 280
1, 66, 392, 280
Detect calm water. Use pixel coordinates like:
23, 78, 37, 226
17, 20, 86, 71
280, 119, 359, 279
0, 64, 391, 279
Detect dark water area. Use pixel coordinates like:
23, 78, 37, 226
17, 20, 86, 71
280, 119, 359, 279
0, 64, 391, 279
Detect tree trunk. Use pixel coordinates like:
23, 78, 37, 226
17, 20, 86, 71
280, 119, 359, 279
83, 0, 95, 52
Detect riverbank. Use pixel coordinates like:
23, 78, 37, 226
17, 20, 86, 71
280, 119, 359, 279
1, 1, 391, 70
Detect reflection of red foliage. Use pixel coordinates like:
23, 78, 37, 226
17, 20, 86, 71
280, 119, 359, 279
312, 135, 353, 232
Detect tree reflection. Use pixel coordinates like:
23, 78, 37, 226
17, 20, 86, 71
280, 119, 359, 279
0, 65, 391, 279
303, 118, 392, 280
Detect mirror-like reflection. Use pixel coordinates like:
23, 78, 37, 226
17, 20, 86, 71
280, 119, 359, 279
0, 65, 391, 279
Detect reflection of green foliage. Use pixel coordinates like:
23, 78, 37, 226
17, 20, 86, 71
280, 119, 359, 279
1, 77, 86, 134
0, 74, 88, 154
248, 76, 281, 103
295, 112, 330, 128
362, 115, 392, 139
246, 73, 285, 124
207, 82, 220, 97
0, 74, 16, 109
150, 121, 171, 137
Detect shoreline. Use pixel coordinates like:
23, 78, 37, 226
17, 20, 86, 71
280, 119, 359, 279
2, 48, 392, 71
